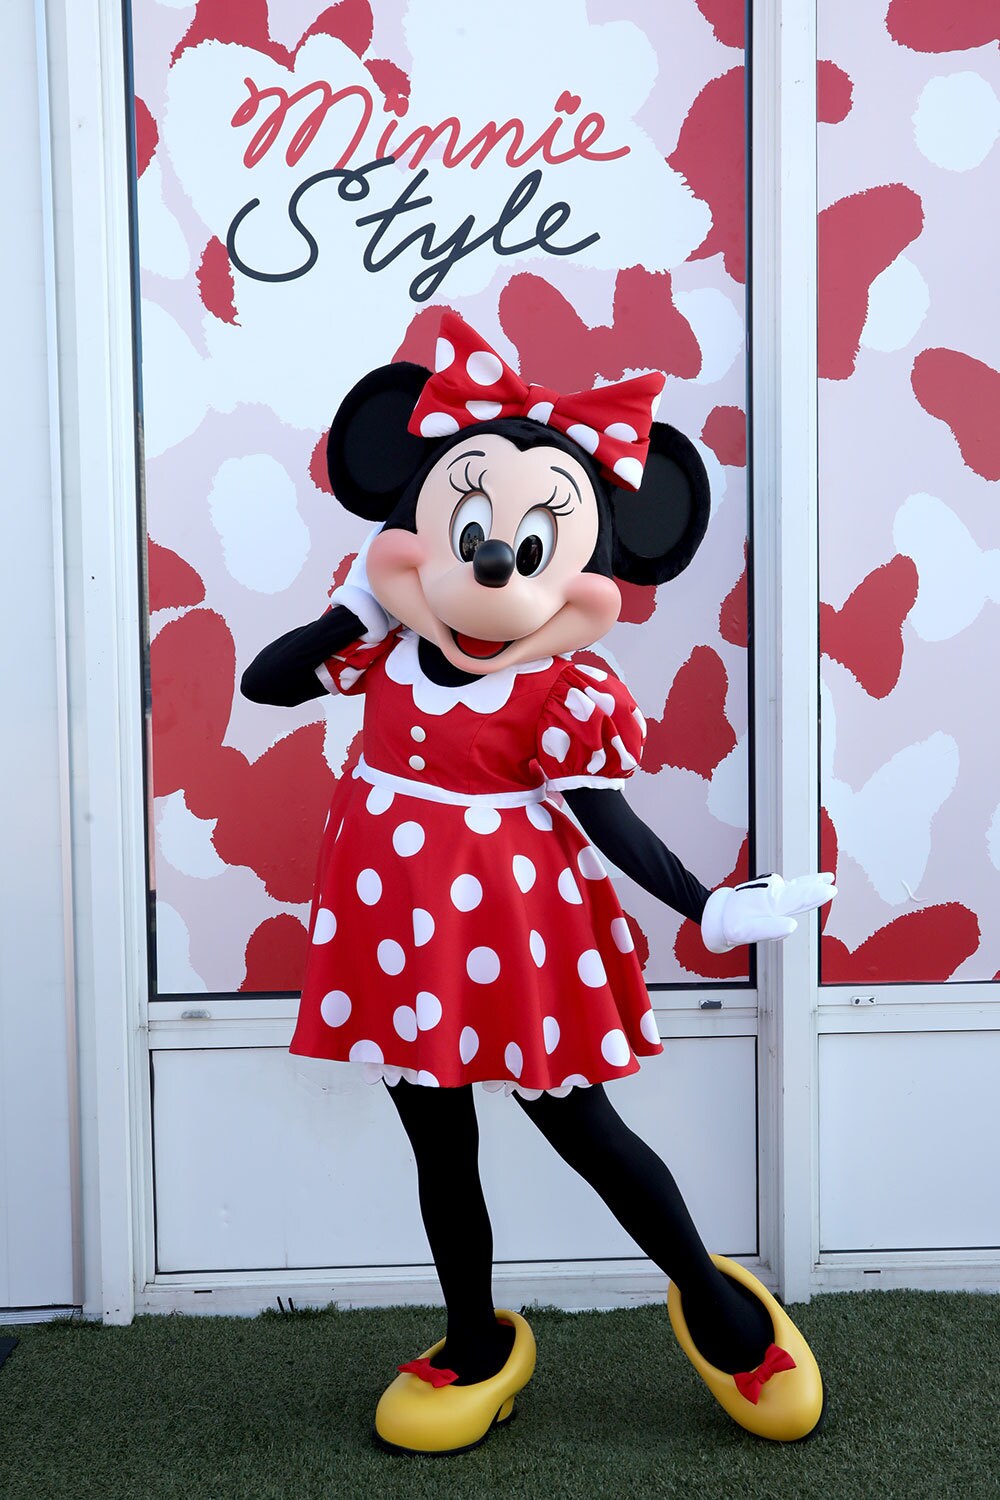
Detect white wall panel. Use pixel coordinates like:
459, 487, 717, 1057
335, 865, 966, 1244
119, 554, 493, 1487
0, 0, 75, 1311
819, 1030, 1000, 1252
152, 1034, 756, 1274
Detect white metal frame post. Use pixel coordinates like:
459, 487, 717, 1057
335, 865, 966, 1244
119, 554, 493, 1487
750, 0, 821, 1303
44, 0, 150, 1323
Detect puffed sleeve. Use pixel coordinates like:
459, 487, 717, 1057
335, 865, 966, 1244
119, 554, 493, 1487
316, 622, 403, 697
536, 661, 646, 791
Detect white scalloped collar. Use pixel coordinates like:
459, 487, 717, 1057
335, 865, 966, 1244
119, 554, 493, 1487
383, 630, 554, 716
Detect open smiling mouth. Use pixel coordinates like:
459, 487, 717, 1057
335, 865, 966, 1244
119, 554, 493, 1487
450, 629, 513, 661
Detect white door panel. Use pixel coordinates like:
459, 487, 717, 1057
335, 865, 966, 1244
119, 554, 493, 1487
819, 1030, 1000, 1252
152, 1033, 757, 1274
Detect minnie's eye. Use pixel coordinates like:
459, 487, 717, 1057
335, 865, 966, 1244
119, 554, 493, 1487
513, 507, 556, 577
450, 494, 492, 562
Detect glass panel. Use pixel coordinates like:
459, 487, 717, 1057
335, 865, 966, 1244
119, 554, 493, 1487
129, 1, 750, 995
818, 7, 1000, 984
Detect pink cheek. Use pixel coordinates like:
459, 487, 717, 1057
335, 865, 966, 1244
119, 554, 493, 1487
564, 573, 622, 634
366, 529, 427, 594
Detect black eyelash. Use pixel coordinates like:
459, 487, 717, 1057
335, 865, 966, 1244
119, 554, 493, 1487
448, 461, 491, 499
538, 484, 574, 518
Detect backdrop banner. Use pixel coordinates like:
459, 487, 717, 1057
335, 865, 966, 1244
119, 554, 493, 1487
817, 7, 1000, 984
133, 0, 749, 996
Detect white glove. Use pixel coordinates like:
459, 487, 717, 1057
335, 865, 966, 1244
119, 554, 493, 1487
701, 872, 836, 953
329, 526, 399, 644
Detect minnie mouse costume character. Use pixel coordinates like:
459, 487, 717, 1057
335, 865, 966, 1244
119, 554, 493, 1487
243, 312, 833, 1454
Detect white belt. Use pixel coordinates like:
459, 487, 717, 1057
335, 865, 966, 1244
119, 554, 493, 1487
355, 755, 547, 808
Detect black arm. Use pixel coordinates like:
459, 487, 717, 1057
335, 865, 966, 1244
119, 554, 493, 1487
564, 787, 711, 924
240, 605, 366, 707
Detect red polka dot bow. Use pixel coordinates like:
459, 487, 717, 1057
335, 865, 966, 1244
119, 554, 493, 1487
732, 1343, 797, 1405
408, 311, 666, 491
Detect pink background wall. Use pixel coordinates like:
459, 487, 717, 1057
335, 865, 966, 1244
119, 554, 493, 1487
818, 3, 1000, 984
133, 0, 751, 996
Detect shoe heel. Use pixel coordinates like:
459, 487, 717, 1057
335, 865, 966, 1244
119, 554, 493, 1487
497, 1396, 515, 1424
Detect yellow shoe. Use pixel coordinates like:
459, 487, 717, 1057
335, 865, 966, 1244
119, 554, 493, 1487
667, 1255, 825, 1441
374, 1310, 536, 1456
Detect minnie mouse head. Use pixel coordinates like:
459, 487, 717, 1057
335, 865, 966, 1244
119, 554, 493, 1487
326, 313, 711, 673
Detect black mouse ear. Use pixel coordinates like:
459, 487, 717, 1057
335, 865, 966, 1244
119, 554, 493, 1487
608, 422, 711, 586
326, 362, 435, 520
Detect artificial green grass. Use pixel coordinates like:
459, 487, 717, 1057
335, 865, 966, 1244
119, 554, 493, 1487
1, 1293, 998, 1499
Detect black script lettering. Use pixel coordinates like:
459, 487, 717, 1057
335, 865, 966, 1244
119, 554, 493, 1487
227, 161, 601, 304
226, 157, 395, 283
357, 168, 600, 302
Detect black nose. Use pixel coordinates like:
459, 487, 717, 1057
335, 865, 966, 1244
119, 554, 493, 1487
472, 539, 516, 588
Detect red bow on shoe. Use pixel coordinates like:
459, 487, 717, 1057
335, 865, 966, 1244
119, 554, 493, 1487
408, 312, 665, 491
733, 1343, 797, 1405
397, 1356, 458, 1388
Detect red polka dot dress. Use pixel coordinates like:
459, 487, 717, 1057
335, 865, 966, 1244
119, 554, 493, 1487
290, 627, 663, 1095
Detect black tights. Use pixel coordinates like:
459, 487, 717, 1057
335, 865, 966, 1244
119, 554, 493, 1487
385, 1079, 771, 1383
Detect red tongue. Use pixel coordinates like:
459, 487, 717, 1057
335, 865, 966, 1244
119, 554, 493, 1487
455, 633, 505, 659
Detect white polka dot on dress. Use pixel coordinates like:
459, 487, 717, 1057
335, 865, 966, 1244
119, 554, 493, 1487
640, 1011, 661, 1045
392, 821, 425, 857
600, 1029, 632, 1067
460, 1025, 480, 1063
526, 803, 553, 832
450, 874, 483, 912
577, 664, 608, 682
512, 855, 536, 893
577, 846, 606, 881
320, 989, 351, 1027
612, 734, 638, 772
529, 929, 546, 966
378, 939, 406, 976
467, 946, 501, 984
349, 1039, 384, 1064
558, 868, 583, 904
543, 1015, 560, 1054
610, 916, 634, 953
585, 686, 616, 716
366, 786, 394, 816
541, 726, 571, 762
578, 949, 608, 988
415, 1069, 440, 1087
416, 991, 442, 1030
393, 1005, 418, 1042
412, 908, 435, 946
504, 1041, 523, 1078
312, 908, 337, 944
465, 806, 502, 835
586, 749, 606, 775
356, 869, 382, 906
565, 686, 596, 722
467, 349, 504, 385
